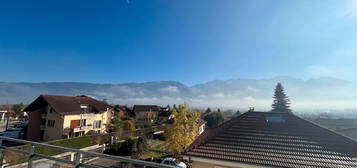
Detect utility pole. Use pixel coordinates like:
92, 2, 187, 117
5, 101, 10, 131
5, 117, 8, 131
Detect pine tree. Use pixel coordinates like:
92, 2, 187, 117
107, 113, 121, 133
271, 83, 292, 113
203, 111, 225, 128
173, 104, 178, 112
205, 107, 212, 114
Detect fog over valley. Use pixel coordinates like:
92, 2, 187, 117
1, 76, 357, 113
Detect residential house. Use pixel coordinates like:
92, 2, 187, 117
184, 111, 357, 168
0, 108, 7, 121
113, 105, 135, 120
132, 105, 161, 128
24, 95, 112, 141
157, 106, 173, 124
197, 119, 206, 135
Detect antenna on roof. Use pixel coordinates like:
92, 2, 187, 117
249, 107, 255, 112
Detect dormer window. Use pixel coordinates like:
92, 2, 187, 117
80, 104, 89, 113
80, 104, 88, 109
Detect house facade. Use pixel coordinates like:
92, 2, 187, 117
0, 108, 7, 122
113, 105, 135, 120
24, 95, 112, 141
157, 106, 173, 124
184, 111, 357, 168
132, 105, 161, 128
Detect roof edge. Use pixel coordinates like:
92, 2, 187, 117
288, 112, 357, 144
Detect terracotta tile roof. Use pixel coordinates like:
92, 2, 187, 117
133, 105, 161, 113
184, 111, 357, 168
24, 94, 110, 115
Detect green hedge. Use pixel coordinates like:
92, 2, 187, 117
5, 135, 106, 165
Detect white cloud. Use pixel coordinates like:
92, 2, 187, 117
305, 65, 339, 77
247, 86, 260, 93
242, 96, 256, 102
342, 0, 357, 18
160, 86, 179, 93
93, 91, 116, 99
211, 92, 225, 98
109, 85, 144, 96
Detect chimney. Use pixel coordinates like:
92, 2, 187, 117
248, 107, 255, 112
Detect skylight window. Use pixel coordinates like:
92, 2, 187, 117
265, 115, 285, 123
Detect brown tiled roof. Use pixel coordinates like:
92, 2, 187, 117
184, 111, 357, 168
133, 105, 161, 113
24, 95, 110, 115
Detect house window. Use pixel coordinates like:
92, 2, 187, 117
47, 120, 55, 127
70, 120, 80, 128
80, 119, 87, 126
93, 120, 102, 129
41, 119, 46, 126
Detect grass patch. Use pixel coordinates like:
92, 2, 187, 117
148, 139, 166, 151
136, 139, 169, 160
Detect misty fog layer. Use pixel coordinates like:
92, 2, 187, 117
1, 76, 357, 111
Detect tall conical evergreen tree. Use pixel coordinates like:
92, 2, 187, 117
271, 83, 292, 113
205, 107, 212, 114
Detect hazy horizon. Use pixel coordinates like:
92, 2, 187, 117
1, 76, 357, 113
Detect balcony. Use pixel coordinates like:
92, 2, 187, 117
64, 125, 95, 133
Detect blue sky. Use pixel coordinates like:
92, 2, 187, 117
0, 0, 357, 85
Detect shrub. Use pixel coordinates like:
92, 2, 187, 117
104, 136, 148, 157
137, 136, 148, 155
123, 120, 136, 131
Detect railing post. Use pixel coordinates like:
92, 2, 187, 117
0, 139, 4, 167
28, 145, 35, 168
74, 152, 82, 168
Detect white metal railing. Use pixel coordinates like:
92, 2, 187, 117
0, 136, 177, 168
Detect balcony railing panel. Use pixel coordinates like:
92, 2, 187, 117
0, 136, 176, 168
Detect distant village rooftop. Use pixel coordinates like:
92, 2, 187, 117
184, 111, 357, 168
133, 105, 162, 112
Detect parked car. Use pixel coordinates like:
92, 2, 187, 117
161, 157, 187, 168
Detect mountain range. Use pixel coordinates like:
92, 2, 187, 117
1, 76, 357, 111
